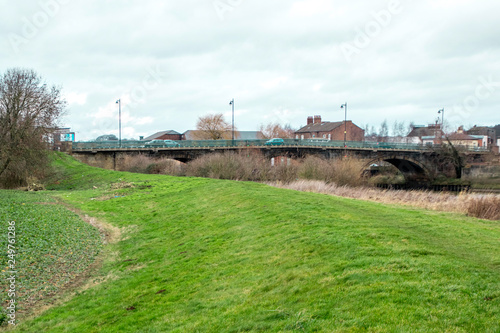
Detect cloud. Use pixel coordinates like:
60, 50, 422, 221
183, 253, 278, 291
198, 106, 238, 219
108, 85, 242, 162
64, 92, 87, 106
1, 0, 499, 142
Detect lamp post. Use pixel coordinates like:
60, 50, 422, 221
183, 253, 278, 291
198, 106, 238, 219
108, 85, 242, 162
116, 99, 121, 148
229, 98, 234, 146
438, 108, 444, 143
340, 102, 347, 156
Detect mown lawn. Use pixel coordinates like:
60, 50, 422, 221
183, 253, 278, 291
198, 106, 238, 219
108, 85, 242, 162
7, 154, 500, 332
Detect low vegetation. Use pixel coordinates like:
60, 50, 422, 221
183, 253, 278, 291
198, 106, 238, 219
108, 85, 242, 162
117, 153, 500, 221
0, 191, 102, 324
270, 180, 500, 221
467, 196, 500, 220
118, 152, 367, 186
4, 153, 499, 332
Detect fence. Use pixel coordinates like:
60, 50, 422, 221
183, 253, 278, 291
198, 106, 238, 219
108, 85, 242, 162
71, 139, 489, 152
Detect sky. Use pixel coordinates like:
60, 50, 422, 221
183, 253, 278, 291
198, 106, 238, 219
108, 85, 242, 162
1, 0, 499, 141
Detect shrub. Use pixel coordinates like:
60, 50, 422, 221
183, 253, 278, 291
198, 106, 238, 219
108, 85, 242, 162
146, 159, 184, 176
298, 156, 329, 181
327, 157, 366, 187
467, 196, 500, 220
272, 162, 299, 183
185, 151, 272, 181
120, 154, 152, 173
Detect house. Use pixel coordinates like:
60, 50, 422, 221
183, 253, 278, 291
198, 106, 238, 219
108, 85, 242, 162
143, 130, 182, 141
465, 126, 496, 148
294, 115, 364, 141
407, 124, 443, 144
447, 127, 483, 148
493, 124, 500, 142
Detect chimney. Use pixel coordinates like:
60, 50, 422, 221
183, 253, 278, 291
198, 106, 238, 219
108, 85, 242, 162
313, 115, 322, 124
458, 126, 464, 134
307, 116, 313, 125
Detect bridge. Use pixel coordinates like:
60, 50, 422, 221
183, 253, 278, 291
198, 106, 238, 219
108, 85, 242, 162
69, 139, 489, 183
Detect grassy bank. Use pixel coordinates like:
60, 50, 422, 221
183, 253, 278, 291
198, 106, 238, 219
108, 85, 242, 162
270, 180, 500, 220
7, 154, 500, 332
0, 191, 102, 324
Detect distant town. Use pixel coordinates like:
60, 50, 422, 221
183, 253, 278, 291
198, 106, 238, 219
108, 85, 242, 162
52, 115, 500, 153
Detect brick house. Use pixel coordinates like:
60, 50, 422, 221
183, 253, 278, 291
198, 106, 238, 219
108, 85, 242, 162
295, 115, 364, 142
448, 127, 483, 148
143, 130, 182, 141
465, 126, 496, 148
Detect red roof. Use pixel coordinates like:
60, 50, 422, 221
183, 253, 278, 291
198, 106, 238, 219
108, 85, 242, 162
447, 133, 479, 141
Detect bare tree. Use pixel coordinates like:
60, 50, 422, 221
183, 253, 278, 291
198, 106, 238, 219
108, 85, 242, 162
194, 113, 235, 140
259, 122, 295, 139
0, 68, 66, 188
378, 120, 389, 142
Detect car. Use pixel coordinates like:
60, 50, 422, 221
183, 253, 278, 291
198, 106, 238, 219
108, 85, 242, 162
144, 139, 180, 148
144, 139, 165, 147
265, 138, 284, 146
163, 140, 180, 147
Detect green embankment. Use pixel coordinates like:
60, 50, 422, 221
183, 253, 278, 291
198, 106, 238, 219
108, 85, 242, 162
0, 190, 102, 324
5, 153, 500, 332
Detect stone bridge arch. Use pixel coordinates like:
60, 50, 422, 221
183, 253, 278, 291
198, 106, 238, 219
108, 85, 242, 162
363, 157, 432, 183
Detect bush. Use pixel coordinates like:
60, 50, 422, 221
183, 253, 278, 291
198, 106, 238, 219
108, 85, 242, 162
118, 152, 367, 187
296, 156, 366, 187
185, 151, 272, 181
120, 154, 152, 173
146, 159, 184, 176
120, 154, 184, 176
298, 156, 330, 181
272, 162, 299, 183
467, 196, 500, 220
327, 157, 366, 187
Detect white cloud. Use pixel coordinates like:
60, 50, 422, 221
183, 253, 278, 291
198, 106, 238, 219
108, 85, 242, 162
1, 0, 499, 141
64, 92, 87, 106
260, 76, 289, 89
288, 0, 334, 17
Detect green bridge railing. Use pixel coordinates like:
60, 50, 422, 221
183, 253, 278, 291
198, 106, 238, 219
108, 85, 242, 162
70, 139, 489, 152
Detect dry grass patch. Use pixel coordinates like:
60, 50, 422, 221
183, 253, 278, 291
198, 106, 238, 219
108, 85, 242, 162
270, 180, 500, 220
467, 197, 500, 220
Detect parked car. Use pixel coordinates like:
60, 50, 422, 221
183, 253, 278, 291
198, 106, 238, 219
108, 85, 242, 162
265, 138, 284, 146
144, 139, 180, 148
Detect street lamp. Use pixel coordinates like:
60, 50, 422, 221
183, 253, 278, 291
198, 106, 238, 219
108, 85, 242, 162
116, 99, 121, 148
340, 102, 347, 156
229, 98, 234, 146
438, 108, 444, 143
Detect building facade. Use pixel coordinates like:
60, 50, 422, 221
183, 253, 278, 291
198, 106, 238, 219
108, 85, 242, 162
295, 116, 365, 142
143, 130, 182, 141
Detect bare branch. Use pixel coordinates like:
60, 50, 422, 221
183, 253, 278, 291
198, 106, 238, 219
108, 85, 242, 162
0, 68, 66, 187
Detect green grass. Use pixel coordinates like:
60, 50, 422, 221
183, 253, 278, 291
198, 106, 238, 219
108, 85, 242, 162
0, 190, 102, 318
6, 153, 500, 332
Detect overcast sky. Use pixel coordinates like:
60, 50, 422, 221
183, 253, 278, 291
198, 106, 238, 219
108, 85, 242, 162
2, 0, 499, 140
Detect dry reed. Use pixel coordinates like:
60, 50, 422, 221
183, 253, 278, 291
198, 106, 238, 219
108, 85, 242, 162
269, 180, 500, 221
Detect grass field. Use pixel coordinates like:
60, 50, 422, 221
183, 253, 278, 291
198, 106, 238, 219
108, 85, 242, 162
3, 153, 500, 332
0, 190, 102, 324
